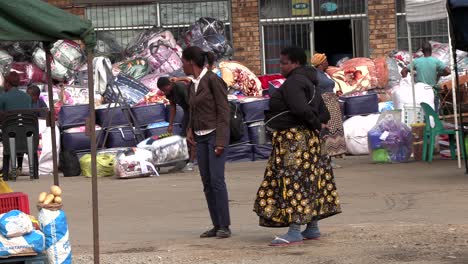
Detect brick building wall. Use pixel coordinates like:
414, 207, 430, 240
368, 0, 397, 58
231, 0, 262, 75
46, 0, 85, 17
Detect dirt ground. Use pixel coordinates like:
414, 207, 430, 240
7, 156, 468, 264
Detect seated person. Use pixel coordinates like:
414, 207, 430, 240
0, 72, 33, 180
0, 72, 32, 111
26, 85, 48, 118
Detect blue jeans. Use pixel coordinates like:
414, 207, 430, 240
195, 132, 231, 227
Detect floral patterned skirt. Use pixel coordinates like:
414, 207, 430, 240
253, 127, 341, 228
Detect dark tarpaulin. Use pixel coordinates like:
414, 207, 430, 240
0, 0, 95, 50
447, 0, 468, 173
0, 0, 101, 262
448, 0, 468, 52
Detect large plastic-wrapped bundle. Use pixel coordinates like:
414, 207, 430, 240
147, 43, 183, 75
94, 31, 125, 61
0, 230, 45, 257
368, 112, 413, 163
392, 78, 435, 110
114, 58, 149, 80
343, 114, 380, 155
104, 74, 151, 105
414, 41, 468, 67
184, 17, 233, 59
38, 209, 72, 264
115, 148, 158, 179
0, 210, 34, 238
50, 40, 86, 70
32, 47, 73, 81
0, 49, 13, 75
328, 58, 378, 95
10, 62, 47, 85
219, 61, 263, 97
391, 50, 412, 66
0, 41, 40, 62
140, 72, 165, 91
137, 135, 189, 165
126, 27, 178, 56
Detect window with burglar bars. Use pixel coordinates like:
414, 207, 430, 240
84, 0, 231, 54
395, 0, 448, 52
259, 0, 367, 74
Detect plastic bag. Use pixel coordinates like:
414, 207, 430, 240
59, 151, 81, 177
0, 210, 34, 238
38, 209, 72, 264
374, 57, 389, 88
94, 31, 124, 61
79, 153, 115, 177
137, 135, 189, 165
117, 58, 149, 80
386, 57, 401, 88
0, 49, 13, 75
115, 148, 158, 179
0, 230, 45, 257
367, 113, 413, 163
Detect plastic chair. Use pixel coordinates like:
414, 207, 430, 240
420, 102, 465, 162
1, 111, 39, 181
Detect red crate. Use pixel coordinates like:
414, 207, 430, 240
0, 192, 30, 215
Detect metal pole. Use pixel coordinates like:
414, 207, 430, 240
447, 17, 462, 168
86, 50, 100, 264
406, 23, 417, 109
45, 47, 59, 186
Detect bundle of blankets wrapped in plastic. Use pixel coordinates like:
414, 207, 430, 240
0, 16, 265, 111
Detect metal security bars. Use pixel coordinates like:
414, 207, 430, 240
395, 0, 448, 52
84, 0, 231, 54
259, 0, 368, 74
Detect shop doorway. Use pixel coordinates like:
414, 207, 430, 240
314, 20, 353, 66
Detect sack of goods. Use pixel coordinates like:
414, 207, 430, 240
367, 112, 413, 163
115, 148, 158, 179
38, 209, 71, 264
79, 153, 115, 177
0, 210, 45, 257
137, 135, 189, 166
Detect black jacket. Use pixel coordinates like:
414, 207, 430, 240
265, 66, 330, 131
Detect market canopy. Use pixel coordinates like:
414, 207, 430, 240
405, 0, 447, 23
0, 0, 96, 50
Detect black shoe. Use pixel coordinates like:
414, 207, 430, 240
216, 227, 231, 238
200, 227, 219, 238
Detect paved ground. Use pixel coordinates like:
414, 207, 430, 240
7, 156, 468, 264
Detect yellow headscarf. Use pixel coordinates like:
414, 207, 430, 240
311, 53, 327, 67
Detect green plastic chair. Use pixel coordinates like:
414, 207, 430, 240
420, 102, 465, 162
